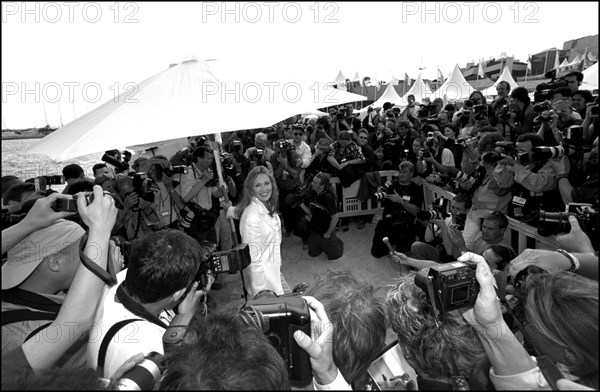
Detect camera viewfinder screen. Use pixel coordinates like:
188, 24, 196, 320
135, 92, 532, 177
450, 284, 470, 304
220, 255, 229, 271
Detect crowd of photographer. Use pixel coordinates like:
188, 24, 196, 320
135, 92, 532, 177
1, 68, 599, 390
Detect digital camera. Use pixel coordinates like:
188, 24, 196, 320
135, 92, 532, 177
163, 165, 187, 176
417, 197, 448, 222
116, 351, 166, 391
52, 191, 117, 213
414, 262, 479, 322
240, 292, 312, 383
130, 172, 156, 203
373, 176, 397, 201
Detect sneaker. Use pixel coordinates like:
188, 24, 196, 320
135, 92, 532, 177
341, 224, 349, 232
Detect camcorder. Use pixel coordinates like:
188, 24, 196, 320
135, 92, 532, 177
536, 69, 568, 93
414, 261, 479, 322
538, 203, 598, 249
473, 104, 487, 120
51, 191, 121, 213
130, 172, 156, 203
417, 197, 449, 222
239, 291, 312, 383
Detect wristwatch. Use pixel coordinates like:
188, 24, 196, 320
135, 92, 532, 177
556, 249, 580, 272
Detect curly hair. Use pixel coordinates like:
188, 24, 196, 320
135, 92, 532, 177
387, 273, 486, 378
303, 270, 389, 383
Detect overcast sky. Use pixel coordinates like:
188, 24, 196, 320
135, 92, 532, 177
2, 1, 598, 129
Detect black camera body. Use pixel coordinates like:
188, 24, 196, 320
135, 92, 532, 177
277, 139, 295, 153
116, 351, 166, 391
52, 191, 115, 213
414, 261, 479, 322
417, 197, 449, 222
495, 141, 530, 164
241, 292, 312, 382
163, 165, 187, 176
538, 203, 598, 247
101, 152, 129, 173
208, 243, 251, 274
373, 177, 397, 201
131, 172, 156, 203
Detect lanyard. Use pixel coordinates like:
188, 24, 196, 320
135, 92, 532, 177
115, 284, 168, 329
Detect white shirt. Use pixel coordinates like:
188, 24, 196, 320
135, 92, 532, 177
290, 139, 312, 169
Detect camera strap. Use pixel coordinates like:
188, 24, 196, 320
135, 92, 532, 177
78, 233, 117, 287
115, 284, 169, 330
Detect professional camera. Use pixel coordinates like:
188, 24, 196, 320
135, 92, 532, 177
250, 148, 267, 166
417, 104, 433, 118
422, 148, 432, 159
206, 243, 251, 274
563, 125, 584, 147
52, 191, 117, 213
533, 110, 556, 124
414, 262, 479, 322
399, 148, 410, 162
417, 197, 448, 222
453, 213, 467, 231
115, 351, 166, 391
239, 292, 312, 382
473, 104, 488, 120
495, 141, 530, 164
130, 172, 156, 203
101, 152, 129, 173
499, 104, 514, 121
422, 123, 438, 134
531, 145, 566, 162
231, 140, 245, 158
536, 69, 568, 92
537, 203, 598, 245
373, 177, 397, 201
276, 139, 295, 153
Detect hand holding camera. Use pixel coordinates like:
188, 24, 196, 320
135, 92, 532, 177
459, 254, 502, 328
77, 186, 118, 236
292, 296, 338, 386
177, 281, 206, 316
21, 192, 76, 231
556, 215, 595, 254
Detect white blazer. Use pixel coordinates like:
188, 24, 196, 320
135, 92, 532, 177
239, 197, 283, 297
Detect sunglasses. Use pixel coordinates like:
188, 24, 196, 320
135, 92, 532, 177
293, 132, 303, 136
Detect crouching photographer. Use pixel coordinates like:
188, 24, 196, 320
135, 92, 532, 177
371, 161, 423, 258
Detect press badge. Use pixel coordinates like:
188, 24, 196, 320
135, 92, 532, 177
512, 196, 527, 206
402, 195, 411, 202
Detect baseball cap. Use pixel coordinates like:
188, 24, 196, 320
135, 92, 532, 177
317, 138, 331, 148
2, 220, 85, 290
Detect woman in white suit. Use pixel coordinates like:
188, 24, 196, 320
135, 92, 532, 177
235, 166, 287, 298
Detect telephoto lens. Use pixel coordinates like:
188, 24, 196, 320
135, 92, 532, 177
179, 206, 195, 229
116, 352, 166, 390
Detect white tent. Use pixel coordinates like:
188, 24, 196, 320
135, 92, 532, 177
580, 62, 598, 92
26, 58, 368, 161
431, 64, 475, 101
558, 58, 570, 71
333, 70, 347, 88
480, 66, 519, 97
356, 82, 404, 120
567, 54, 582, 68
399, 73, 434, 105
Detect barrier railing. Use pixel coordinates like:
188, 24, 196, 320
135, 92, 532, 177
328, 172, 559, 254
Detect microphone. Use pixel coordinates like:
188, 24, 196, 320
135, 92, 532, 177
382, 237, 395, 254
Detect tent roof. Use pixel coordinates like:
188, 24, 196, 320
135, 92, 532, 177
580, 62, 598, 91
481, 66, 519, 97
356, 83, 403, 114
333, 70, 347, 85
432, 64, 475, 100
399, 73, 434, 104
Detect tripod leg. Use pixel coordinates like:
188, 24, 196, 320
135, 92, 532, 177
239, 270, 248, 303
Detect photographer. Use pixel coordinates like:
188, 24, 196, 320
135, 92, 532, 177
244, 132, 275, 163
328, 131, 366, 188
537, 97, 583, 146
550, 136, 598, 205
88, 229, 206, 378
142, 157, 186, 229
178, 146, 224, 244
270, 139, 302, 236
387, 273, 487, 390
305, 139, 339, 179
565, 70, 584, 93
461, 254, 598, 390
371, 161, 422, 258
356, 128, 377, 172
2, 187, 118, 375
296, 172, 343, 260
499, 133, 564, 223
411, 192, 472, 262
289, 125, 312, 171
111, 175, 162, 240
571, 90, 594, 120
